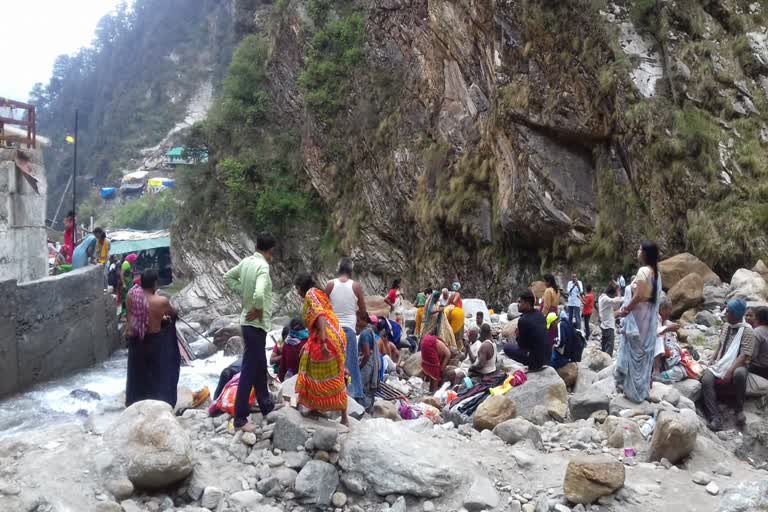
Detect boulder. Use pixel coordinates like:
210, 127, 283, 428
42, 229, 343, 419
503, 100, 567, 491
672, 379, 702, 402
703, 283, 728, 309
557, 362, 579, 389
569, 379, 613, 421
504, 366, 568, 422
272, 408, 310, 452
753, 259, 768, 281
648, 409, 698, 464
213, 325, 242, 349
473, 395, 517, 431
694, 310, 718, 328
501, 318, 520, 341
573, 367, 597, 394
659, 253, 720, 290
563, 455, 625, 505
105, 400, 193, 489
602, 416, 644, 449
224, 336, 244, 356
230, 490, 264, 509
312, 428, 339, 452
339, 419, 465, 497
581, 350, 612, 372
294, 461, 339, 506
365, 295, 391, 318
206, 315, 239, 336
609, 395, 656, 417
667, 273, 704, 318
648, 382, 680, 406
402, 352, 424, 378
727, 269, 768, 302
189, 339, 217, 359
492, 418, 543, 450
372, 398, 401, 421
463, 476, 500, 511
720, 480, 768, 512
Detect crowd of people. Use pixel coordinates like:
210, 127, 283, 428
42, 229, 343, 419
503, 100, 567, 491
117, 233, 768, 434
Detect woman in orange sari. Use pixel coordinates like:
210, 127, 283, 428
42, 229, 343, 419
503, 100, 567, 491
294, 273, 349, 425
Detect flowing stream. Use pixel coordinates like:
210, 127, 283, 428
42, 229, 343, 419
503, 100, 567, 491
0, 349, 239, 441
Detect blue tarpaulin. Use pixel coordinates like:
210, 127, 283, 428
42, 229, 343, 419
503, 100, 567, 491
100, 187, 117, 199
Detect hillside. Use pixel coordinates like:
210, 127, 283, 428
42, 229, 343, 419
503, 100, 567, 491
29, 0, 234, 221
171, 0, 768, 314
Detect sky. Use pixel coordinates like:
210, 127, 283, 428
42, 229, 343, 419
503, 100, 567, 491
0, 0, 126, 102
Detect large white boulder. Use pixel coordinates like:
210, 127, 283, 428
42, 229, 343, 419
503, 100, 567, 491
105, 400, 193, 489
727, 268, 768, 302
339, 419, 466, 497
504, 366, 568, 422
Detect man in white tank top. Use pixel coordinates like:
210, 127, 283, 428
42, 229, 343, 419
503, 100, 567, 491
325, 257, 368, 404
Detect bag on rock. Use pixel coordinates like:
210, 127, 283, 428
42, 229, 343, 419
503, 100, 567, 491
680, 350, 703, 379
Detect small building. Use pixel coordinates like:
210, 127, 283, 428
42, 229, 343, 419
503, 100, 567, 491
147, 177, 175, 194
108, 229, 172, 285
165, 146, 207, 168
120, 170, 148, 195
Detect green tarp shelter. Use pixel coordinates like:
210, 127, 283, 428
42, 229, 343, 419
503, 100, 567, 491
109, 236, 170, 256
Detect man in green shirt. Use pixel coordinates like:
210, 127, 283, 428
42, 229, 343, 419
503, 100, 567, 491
415, 288, 430, 308
223, 234, 277, 431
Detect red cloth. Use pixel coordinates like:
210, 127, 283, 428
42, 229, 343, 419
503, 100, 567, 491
421, 335, 441, 380
127, 284, 149, 340
278, 340, 306, 381
386, 288, 398, 305
582, 293, 595, 315
63, 227, 74, 264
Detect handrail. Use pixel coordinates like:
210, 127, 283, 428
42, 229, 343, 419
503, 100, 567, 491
0, 97, 36, 149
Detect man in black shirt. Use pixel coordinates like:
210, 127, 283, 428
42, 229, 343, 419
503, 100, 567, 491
503, 290, 552, 371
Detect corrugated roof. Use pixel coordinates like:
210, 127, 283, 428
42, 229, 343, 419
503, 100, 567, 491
166, 147, 184, 157
110, 236, 170, 255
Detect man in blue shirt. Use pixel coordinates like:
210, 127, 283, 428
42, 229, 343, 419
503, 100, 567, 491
566, 273, 584, 330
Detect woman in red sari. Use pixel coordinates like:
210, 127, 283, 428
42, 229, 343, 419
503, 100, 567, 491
294, 273, 349, 426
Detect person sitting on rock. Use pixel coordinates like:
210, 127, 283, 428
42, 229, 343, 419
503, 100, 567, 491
701, 299, 755, 430
277, 317, 309, 381
503, 290, 552, 371
458, 324, 498, 380
653, 297, 686, 384
421, 334, 451, 392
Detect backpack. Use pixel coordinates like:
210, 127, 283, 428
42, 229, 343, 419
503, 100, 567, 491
107, 265, 119, 288
556, 318, 586, 363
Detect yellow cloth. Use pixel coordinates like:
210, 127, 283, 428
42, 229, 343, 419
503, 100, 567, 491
415, 307, 424, 337
96, 239, 110, 265
437, 311, 457, 351
445, 305, 465, 338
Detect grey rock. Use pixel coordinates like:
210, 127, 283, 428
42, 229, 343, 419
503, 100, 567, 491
332, 492, 347, 507
229, 490, 263, 508
224, 335, 244, 356
706, 482, 719, 496
493, 418, 544, 450
720, 481, 768, 511
573, 368, 597, 395
648, 409, 698, 464
294, 460, 339, 506
423, 501, 436, 512
312, 428, 339, 452
201, 487, 224, 509
189, 340, 217, 359
570, 379, 613, 420
391, 496, 407, 512
105, 400, 193, 490
535, 494, 551, 512
713, 463, 733, 477
341, 472, 368, 495
94, 502, 123, 512
274, 466, 299, 488
692, 471, 712, 485
504, 367, 568, 422
256, 476, 281, 496
464, 476, 500, 511
672, 380, 702, 402
120, 499, 144, 512
272, 408, 309, 452
694, 311, 717, 327
283, 451, 311, 470
338, 419, 464, 498
104, 478, 134, 500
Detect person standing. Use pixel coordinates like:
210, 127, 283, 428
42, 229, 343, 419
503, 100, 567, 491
125, 269, 180, 407
71, 230, 98, 269
503, 291, 552, 371
295, 272, 349, 426
224, 234, 277, 432
582, 285, 595, 340
385, 279, 403, 324
357, 319, 381, 412
63, 211, 75, 264
615, 241, 662, 403
95, 228, 110, 265
541, 274, 561, 345
414, 287, 431, 336
119, 253, 138, 319
598, 284, 623, 356
566, 273, 584, 330
325, 257, 367, 405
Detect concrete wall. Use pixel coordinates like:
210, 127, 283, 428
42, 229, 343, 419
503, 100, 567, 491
0, 265, 120, 397
0, 147, 48, 283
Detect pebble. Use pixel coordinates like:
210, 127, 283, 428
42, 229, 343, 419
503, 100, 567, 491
659, 458, 672, 469
713, 463, 733, 477
423, 501, 436, 512
706, 482, 719, 496
522, 504, 536, 512
508, 500, 521, 512
692, 471, 712, 485
201, 486, 224, 509
332, 492, 347, 507
554, 505, 571, 512
241, 432, 258, 446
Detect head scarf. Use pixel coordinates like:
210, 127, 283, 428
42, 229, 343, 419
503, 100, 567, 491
727, 298, 747, 320
369, 314, 379, 325
452, 282, 461, 292
125, 253, 138, 264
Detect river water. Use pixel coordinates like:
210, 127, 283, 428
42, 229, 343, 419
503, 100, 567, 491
0, 349, 239, 440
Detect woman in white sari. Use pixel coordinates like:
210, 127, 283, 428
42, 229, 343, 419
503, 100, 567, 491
615, 241, 662, 403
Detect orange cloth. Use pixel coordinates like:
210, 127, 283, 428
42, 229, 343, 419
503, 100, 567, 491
296, 288, 348, 412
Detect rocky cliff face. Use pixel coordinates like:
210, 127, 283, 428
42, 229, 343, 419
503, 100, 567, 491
175, 0, 768, 310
